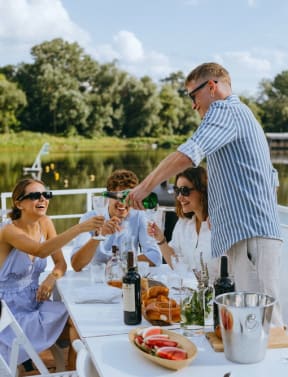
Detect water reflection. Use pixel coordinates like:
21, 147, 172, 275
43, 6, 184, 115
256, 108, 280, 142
0, 149, 287, 233
0, 150, 171, 232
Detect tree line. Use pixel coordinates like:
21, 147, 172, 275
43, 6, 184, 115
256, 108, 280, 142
0, 38, 287, 138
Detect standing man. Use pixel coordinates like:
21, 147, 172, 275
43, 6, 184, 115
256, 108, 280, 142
127, 62, 283, 325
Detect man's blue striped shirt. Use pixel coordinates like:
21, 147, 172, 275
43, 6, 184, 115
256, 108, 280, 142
178, 95, 281, 257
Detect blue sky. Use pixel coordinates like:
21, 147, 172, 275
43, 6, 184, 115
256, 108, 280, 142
0, 0, 287, 96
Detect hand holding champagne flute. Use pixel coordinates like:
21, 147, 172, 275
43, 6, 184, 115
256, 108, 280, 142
92, 195, 109, 240
145, 206, 160, 242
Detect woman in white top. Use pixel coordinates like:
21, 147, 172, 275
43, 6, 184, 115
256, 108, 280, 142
148, 166, 219, 283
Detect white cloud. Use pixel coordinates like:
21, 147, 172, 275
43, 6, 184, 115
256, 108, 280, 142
210, 48, 288, 95
113, 31, 144, 62
93, 44, 119, 61
222, 51, 271, 74
1, 0, 286, 97
0, 0, 90, 64
93, 30, 173, 80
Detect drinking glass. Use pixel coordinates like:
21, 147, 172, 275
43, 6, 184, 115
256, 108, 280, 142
92, 195, 109, 241
171, 254, 189, 281
105, 253, 124, 289
137, 261, 150, 277
90, 261, 106, 284
145, 206, 159, 243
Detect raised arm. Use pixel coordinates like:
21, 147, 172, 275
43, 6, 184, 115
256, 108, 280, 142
1, 215, 104, 259
147, 222, 175, 268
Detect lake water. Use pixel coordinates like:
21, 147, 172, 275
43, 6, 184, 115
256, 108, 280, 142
0, 149, 287, 232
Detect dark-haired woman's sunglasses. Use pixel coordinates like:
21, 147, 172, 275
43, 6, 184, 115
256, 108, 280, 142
173, 186, 195, 197
18, 191, 53, 201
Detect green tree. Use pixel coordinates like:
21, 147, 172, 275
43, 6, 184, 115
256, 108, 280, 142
160, 70, 186, 89
120, 76, 161, 137
158, 84, 184, 135
160, 71, 200, 135
0, 74, 27, 133
87, 62, 129, 137
16, 39, 100, 135
257, 71, 288, 132
240, 95, 263, 124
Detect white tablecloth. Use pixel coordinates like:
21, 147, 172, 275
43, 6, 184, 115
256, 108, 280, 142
56, 267, 288, 377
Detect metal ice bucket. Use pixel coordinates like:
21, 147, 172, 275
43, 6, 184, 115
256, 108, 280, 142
215, 292, 275, 364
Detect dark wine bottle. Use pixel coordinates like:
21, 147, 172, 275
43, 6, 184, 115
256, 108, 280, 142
122, 251, 142, 325
213, 255, 235, 334
102, 190, 158, 209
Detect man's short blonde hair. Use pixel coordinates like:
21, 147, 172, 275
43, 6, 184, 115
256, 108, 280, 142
185, 62, 231, 87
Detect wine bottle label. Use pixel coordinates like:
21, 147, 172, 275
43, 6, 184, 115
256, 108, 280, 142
122, 283, 136, 311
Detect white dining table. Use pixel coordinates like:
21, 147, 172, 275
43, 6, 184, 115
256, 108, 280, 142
56, 266, 179, 338
56, 267, 288, 377
85, 333, 288, 377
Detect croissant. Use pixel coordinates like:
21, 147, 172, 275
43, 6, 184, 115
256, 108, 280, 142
147, 286, 169, 298
142, 285, 181, 325
144, 301, 181, 323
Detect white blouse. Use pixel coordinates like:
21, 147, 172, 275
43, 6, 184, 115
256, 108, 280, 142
169, 216, 220, 283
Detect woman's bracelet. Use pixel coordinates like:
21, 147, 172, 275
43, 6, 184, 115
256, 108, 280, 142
157, 236, 166, 245
50, 271, 61, 279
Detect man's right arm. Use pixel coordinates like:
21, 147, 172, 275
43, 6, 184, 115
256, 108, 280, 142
71, 237, 100, 272
127, 151, 193, 209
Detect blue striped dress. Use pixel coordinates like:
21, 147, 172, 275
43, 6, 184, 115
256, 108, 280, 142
178, 94, 281, 257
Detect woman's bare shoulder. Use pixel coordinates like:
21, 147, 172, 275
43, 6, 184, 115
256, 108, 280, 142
39, 215, 53, 226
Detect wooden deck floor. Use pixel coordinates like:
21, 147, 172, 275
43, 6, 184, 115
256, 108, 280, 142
19, 347, 69, 377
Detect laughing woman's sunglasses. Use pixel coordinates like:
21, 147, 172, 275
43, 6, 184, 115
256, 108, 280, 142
173, 186, 195, 197
17, 191, 53, 201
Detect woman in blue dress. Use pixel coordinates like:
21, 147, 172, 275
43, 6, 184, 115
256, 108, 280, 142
0, 178, 103, 370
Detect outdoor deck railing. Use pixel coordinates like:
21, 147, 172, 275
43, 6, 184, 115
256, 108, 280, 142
0, 188, 176, 222
0, 188, 106, 221
1, 188, 287, 227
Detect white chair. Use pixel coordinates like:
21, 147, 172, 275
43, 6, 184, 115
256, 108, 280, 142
0, 299, 77, 377
72, 340, 99, 377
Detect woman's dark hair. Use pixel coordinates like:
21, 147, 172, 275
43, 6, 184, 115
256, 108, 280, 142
9, 178, 45, 220
174, 166, 208, 219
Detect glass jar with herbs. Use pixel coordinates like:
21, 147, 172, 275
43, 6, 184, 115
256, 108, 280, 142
180, 254, 214, 336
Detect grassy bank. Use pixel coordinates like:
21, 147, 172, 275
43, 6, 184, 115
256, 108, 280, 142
0, 131, 187, 152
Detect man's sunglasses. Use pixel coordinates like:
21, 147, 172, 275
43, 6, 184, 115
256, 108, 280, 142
17, 191, 53, 201
173, 186, 195, 197
187, 80, 218, 104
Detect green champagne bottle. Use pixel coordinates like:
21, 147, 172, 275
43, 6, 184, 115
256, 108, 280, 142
213, 256, 235, 334
102, 190, 158, 209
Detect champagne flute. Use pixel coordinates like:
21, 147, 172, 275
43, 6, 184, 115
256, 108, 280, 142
92, 195, 109, 241
170, 254, 189, 290
144, 205, 159, 242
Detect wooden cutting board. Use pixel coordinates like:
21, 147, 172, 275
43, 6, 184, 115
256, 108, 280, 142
206, 327, 288, 352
